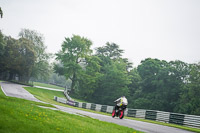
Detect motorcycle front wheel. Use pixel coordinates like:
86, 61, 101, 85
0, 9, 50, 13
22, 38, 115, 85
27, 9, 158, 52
119, 110, 124, 119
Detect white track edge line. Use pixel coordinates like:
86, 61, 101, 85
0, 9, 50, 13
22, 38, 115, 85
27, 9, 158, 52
0, 84, 8, 96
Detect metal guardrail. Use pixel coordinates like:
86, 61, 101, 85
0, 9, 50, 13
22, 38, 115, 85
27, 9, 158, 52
54, 90, 200, 128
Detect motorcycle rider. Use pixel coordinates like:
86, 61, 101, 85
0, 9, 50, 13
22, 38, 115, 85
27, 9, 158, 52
114, 96, 128, 110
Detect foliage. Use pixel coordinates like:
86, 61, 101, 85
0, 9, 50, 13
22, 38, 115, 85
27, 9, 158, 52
176, 63, 200, 115
19, 29, 52, 80
0, 35, 35, 82
0, 29, 51, 83
130, 58, 191, 112
0, 7, 3, 18
91, 43, 132, 105
55, 35, 93, 94
93, 60, 131, 105
0, 31, 7, 74
95, 42, 124, 60
17, 38, 36, 82
78, 56, 102, 100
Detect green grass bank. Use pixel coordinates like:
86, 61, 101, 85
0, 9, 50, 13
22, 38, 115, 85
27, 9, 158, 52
0, 86, 140, 133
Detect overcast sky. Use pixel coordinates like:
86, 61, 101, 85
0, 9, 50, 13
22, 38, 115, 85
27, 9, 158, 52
1, 0, 200, 67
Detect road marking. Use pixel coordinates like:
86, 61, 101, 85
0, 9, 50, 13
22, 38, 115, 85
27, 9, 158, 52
0, 84, 8, 96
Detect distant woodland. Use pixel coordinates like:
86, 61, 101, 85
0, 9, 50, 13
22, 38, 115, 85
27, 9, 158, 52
0, 29, 200, 115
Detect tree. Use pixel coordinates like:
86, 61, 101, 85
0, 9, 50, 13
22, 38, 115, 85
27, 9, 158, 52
128, 68, 141, 98
95, 42, 132, 71
55, 35, 93, 94
95, 42, 124, 60
1, 37, 17, 80
78, 56, 102, 100
0, 35, 35, 83
18, 29, 52, 80
92, 59, 131, 105
176, 63, 200, 115
0, 7, 3, 18
92, 43, 132, 105
137, 58, 163, 92
133, 58, 188, 112
17, 38, 35, 82
0, 31, 6, 74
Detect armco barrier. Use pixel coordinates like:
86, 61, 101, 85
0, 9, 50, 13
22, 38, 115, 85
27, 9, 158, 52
127, 109, 136, 117
95, 104, 102, 112
100, 105, 107, 112
54, 95, 200, 128
107, 106, 114, 113
156, 111, 170, 123
74, 102, 79, 107
169, 113, 185, 125
184, 115, 200, 128
82, 103, 87, 109
91, 103, 96, 110
86, 103, 91, 109
145, 110, 157, 121
136, 109, 146, 119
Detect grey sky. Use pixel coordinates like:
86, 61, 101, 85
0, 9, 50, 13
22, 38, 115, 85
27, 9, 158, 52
1, 0, 200, 67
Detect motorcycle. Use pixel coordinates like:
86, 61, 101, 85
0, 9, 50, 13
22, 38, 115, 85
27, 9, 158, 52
112, 105, 127, 119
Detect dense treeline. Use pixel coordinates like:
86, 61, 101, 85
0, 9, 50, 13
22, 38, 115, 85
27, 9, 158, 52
0, 29, 51, 83
55, 35, 200, 115
1, 30, 200, 115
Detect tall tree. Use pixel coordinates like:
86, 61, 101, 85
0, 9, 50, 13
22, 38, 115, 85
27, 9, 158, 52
17, 38, 35, 82
55, 35, 93, 94
92, 59, 131, 105
176, 63, 200, 115
128, 68, 142, 97
0, 7, 3, 18
0, 31, 6, 74
95, 42, 124, 60
0, 35, 35, 82
92, 43, 132, 105
18, 29, 51, 80
78, 56, 102, 100
96, 42, 132, 71
2, 36, 19, 80
133, 58, 187, 112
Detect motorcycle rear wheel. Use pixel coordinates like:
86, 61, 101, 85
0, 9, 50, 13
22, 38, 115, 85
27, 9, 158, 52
112, 109, 116, 118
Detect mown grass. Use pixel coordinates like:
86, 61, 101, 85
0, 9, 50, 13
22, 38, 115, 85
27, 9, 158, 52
33, 82, 65, 90
0, 86, 141, 133
25, 86, 200, 133
24, 87, 112, 114
24, 87, 66, 105
31, 82, 86, 102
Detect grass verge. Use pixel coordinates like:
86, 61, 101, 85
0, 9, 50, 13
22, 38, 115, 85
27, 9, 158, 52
24, 87, 111, 114
25, 87, 200, 133
0, 86, 141, 133
33, 82, 65, 90
24, 87, 66, 105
